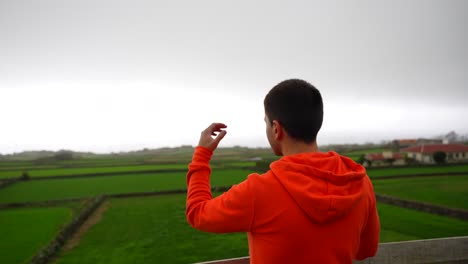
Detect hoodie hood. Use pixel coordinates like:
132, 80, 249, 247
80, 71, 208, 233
270, 151, 367, 224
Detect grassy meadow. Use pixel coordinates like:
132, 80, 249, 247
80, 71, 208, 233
56, 195, 249, 264
1, 146, 468, 263
0, 169, 252, 203
55, 195, 468, 264
373, 175, 468, 209
366, 164, 468, 178
0, 206, 74, 264
0, 164, 189, 179
378, 203, 468, 241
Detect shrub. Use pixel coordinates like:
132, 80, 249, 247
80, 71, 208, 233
21, 171, 30, 180
255, 160, 272, 172
433, 151, 447, 164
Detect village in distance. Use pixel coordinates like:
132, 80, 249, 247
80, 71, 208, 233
2, 131, 467, 169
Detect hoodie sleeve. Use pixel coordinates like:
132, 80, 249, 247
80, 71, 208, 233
355, 180, 380, 260
186, 146, 254, 233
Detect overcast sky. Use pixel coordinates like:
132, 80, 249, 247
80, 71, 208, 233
1, 0, 467, 154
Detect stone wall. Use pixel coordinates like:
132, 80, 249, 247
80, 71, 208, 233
376, 194, 468, 221
29, 196, 106, 264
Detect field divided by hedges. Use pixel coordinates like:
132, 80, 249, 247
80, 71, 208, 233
373, 175, 468, 210
367, 164, 468, 178
0, 164, 190, 179
55, 195, 468, 264
0, 161, 256, 180
0, 169, 253, 204
2, 159, 468, 263
55, 195, 249, 264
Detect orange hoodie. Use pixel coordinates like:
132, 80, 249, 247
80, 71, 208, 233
186, 146, 380, 264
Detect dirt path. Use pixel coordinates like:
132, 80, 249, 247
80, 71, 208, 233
62, 200, 110, 252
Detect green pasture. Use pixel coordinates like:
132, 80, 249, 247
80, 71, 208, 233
0, 161, 257, 180
0, 206, 73, 264
342, 148, 391, 160
214, 161, 256, 168
378, 203, 468, 242
0, 158, 144, 173
342, 148, 390, 156
373, 175, 468, 209
0, 164, 59, 172
0, 161, 148, 172
367, 164, 468, 178
56, 195, 248, 264
0, 169, 252, 203
55, 195, 468, 264
0, 164, 191, 179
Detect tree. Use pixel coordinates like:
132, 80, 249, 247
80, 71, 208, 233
357, 154, 366, 165
54, 150, 74, 161
433, 151, 447, 164
21, 171, 30, 180
255, 160, 272, 172
385, 158, 396, 166
405, 156, 418, 165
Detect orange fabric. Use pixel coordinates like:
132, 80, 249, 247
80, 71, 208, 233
186, 146, 380, 264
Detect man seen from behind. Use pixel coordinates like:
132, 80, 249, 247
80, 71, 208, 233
186, 79, 380, 264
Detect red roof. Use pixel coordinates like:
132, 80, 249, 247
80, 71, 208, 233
366, 153, 404, 161
401, 144, 468, 154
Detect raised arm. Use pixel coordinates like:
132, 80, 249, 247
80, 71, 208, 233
186, 123, 254, 233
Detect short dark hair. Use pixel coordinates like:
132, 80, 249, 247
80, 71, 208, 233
264, 79, 323, 143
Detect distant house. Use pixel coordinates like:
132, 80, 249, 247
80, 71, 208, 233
392, 138, 443, 150
392, 139, 418, 149
416, 138, 444, 145
363, 152, 405, 167
401, 144, 468, 164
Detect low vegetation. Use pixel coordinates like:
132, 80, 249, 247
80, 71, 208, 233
55, 195, 468, 263
0, 206, 73, 264
56, 195, 249, 264
373, 175, 468, 209
378, 203, 468, 242
367, 164, 468, 178
0, 169, 252, 203
0, 164, 190, 179
1, 146, 467, 263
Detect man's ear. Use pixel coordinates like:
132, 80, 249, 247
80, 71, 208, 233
272, 120, 283, 140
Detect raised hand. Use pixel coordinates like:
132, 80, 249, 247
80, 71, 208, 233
198, 123, 227, 151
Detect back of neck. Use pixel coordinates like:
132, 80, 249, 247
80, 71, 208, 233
281, 140, 319, 156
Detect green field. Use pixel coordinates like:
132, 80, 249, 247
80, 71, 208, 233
0, 206, 73, 264
217, 161, 256, 168
56, 195, 248, 264
341, 148, 391, 160
0, 164, 191, 179
55, 195, 468, 264
342, 148, 390, 156
373, 175, 468, 209
0, 161, 257, 180
367, 164, 468, 178
378, 203, 468, 242
2, 149, 468, 263
0, 169, 252, 203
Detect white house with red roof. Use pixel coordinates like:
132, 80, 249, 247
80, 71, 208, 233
401, 144, 468, 164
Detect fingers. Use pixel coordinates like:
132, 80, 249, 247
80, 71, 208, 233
204, 123, 227, 136
208, 123, 227, 131
213, 130, 227, 145
198, 123, 228, 151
